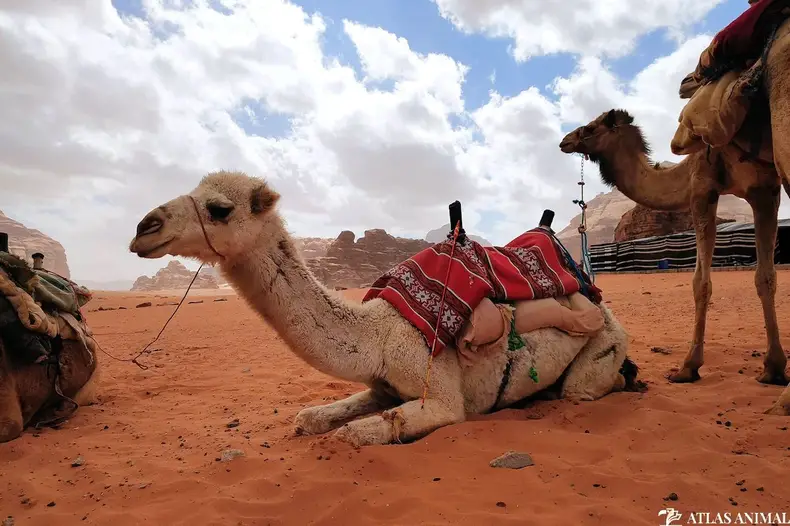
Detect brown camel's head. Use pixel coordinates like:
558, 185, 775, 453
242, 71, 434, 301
129, 170, 281, 263
558, 109, 638, 159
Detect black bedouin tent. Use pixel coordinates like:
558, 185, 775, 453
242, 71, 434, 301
590, 219, 790, 272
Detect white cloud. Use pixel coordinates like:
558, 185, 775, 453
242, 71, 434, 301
431, 0, 724, 61
1, 0, 760, 284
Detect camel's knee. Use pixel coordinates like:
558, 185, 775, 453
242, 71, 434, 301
755, 268, 777, 299
692, 273, 712, 303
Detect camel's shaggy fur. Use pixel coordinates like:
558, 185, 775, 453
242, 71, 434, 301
128, 171, 638, 446
559, 107, 790, 416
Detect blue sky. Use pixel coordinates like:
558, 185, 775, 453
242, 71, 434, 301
5, 0, 766, 281
112, 0, 748, 137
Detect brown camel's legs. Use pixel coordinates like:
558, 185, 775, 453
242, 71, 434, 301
749, 187, 789, 385
669, 191, 719, 383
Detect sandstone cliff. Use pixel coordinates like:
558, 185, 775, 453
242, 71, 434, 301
0, 210, 71, 278
425, 224, 492, 246
292, 237, 333, 259
307, 229, 432, 289
131, 261, 219, 291
614, 205, 734, 242
556, 189, 635, 261
557, 188, 754, 261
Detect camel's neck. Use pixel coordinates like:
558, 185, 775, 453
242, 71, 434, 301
597, 140, 692, 211
220, 223, 379, 383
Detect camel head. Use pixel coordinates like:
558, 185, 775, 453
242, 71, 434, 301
559, 109, 640, 161
129, 170, 281, 263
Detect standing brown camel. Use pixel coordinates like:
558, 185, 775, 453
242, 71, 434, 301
558, 110, 789, 400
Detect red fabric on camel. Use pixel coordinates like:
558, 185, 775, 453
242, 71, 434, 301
362, 228, 601, 356
711, 0, 788, 63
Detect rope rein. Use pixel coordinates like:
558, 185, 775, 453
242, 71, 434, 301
89, 196, 224, 370
420, 221, 461, 408
574, 154, 595, 282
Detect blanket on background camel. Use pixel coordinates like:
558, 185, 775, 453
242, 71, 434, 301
679, 0, 790, 98
673, 0, 789, 159
363, 227, 601, 355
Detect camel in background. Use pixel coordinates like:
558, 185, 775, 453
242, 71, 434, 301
559, 109, 790, 416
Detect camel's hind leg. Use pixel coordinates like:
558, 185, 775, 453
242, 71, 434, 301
561, 305, 630, 401
294, 386, 399, 436
748, 187, 789, 385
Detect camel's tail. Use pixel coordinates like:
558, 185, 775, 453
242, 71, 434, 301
620, 356, 648, 392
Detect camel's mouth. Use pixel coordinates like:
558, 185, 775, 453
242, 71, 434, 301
130, 238, 174, 259
559, 139, 578, 154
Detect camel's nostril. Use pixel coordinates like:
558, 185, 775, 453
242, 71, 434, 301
136, 212, 164, 237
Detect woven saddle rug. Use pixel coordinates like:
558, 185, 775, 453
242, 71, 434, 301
363, 228, 601, 356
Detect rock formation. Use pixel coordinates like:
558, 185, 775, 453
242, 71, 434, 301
425, 224, 492, 246
557, 188, 754, 261
292, 237, 333, 259
131, 260, 218, 291
614, 205, 734, 242
556, 189, 636, 262
307, 229, 432, 289
0, 209, 71, 278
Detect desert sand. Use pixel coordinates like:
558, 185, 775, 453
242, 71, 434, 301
1, 271, 789, 525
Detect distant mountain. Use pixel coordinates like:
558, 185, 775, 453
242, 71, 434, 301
425, 224, 492, 246
77, 279, 135, 291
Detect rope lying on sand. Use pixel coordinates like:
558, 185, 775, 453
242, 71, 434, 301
93, 195, 225, 369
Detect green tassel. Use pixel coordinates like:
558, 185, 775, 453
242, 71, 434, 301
503, 301, 537, 383
507, 308, 525, 351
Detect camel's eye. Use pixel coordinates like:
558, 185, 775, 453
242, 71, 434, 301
207, 202, 234, 222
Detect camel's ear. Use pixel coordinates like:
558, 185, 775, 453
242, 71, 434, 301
603, 109, 617, 128
250, 184, 280, 214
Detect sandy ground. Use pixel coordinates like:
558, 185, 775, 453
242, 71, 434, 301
2, 271, 789, 525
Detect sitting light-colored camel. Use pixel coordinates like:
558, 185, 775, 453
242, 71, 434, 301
559, 109, 790, 416
128, 171, 639, 446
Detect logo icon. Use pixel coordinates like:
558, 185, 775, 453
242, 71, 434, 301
658, 508, 683, 526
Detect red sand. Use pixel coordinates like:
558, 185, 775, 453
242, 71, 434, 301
1, 272, 789, 525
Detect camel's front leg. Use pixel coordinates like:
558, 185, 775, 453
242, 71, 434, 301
749, 187, 789, 385
294, 388, 398, 436
332, 398, 465, 447
669, 190, 718, 383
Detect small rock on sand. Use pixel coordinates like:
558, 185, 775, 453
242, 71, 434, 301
220, 449, 245, 462
136, 302, 152, 308
71, 456, 84, 467
650, 347, 672, 355
489, 451, 534, 469
3, 516, 15, 526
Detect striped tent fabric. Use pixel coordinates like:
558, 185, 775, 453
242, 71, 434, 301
590, 219, 790, 272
